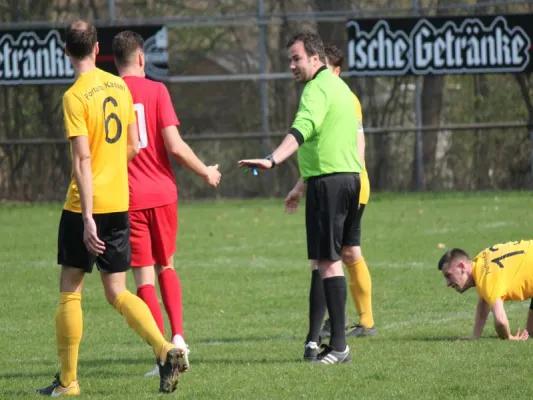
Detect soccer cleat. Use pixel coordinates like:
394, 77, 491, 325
172, 334, 190, 373
159, 347, 185, 393
37, 374, 80, 396
303, 341, 320, 362
346, 324, 377, 338
144, 364, 159, 377
319, 317, 350, 338
312, 344, 351, 365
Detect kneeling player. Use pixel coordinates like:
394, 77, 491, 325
438, 241, 532, 340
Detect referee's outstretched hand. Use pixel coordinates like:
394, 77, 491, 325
238, 159, 273, 170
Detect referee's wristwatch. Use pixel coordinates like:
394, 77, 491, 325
265, 154, 276, 169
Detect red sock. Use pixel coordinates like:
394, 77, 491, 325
158, 268, 184, 338
136, 284, 165, 336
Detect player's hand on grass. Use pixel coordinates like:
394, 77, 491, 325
238, 159, 273, 170
284, 188, 303, 214
509, 328, 529, 341
203, 164, 221, 188
83, 217, 105, 256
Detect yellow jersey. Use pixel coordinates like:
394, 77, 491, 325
354, 93, 370, 205
62, 68, 135, 214
472, 240, 533, 305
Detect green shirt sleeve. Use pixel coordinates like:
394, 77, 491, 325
291, 81, 327, 142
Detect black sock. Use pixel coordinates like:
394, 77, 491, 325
323, 276, 347, 352
305, 270, 326, 344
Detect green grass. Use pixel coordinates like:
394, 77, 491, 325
1, 192, 533, 399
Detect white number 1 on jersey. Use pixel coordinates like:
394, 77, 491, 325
134, 103, 148, 149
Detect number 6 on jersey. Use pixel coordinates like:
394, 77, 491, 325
134, 103, 148, 149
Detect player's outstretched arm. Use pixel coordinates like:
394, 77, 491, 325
162, 125, 221, 188
492, 298, 529, 340
127, 122, 140, 162
471, 297, 490, 339
71, 136, 105, 256
238, 133, 300, 170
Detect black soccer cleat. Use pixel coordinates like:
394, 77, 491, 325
37, 373, 80, 396
312, 344, 352, 365
303, 341, 320, 362
346, 324, 377, 338
159, 347, 184, 393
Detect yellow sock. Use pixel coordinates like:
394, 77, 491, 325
56, 292, 82, 387
113, 290, 172, 361
346, 258, 374, 328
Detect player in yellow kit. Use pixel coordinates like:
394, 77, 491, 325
438, 241, 533, 341
37, 20, 184, 397
318, 44, 375, 339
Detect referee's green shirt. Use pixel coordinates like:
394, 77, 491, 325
291, 66, 362, 181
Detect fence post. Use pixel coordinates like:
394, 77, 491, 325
258, 0, 271, 194
108, 0, 116, 22
413, 0, 424, 191
530, 121, 533, 179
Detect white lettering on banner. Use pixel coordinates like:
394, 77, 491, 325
347, 20, 410, 75
347, 16, 531, 75
0, 30, 74, 84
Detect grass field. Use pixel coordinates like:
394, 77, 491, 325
2, 192, 533, 399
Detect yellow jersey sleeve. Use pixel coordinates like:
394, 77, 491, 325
472, 250, 505, 305
63, 92, 88, 139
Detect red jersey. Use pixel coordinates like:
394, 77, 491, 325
123, 76, 179, 211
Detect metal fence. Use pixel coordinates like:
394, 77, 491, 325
1, 0, 533, 201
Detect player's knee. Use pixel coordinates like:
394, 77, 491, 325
342, 246, 362, 265
133, 266, 156, 287
156, 263, 175, 275
104, 290, 119, 305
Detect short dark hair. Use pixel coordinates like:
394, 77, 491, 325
286, 30, 326, 63
324, 44, 344, 68
437, 248, 470, 270
64, 20, 97, 60
112, 30, 144, 67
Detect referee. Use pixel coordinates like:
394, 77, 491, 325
239, 30, 362, 364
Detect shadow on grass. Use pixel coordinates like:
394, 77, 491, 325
378, 336, 495, 342
196, 335, 299, 345
191, 357, 301, 365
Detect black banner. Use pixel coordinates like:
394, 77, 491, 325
346, 14, 533, 76
0, 25, 168, 85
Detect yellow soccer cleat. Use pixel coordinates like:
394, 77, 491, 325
37, 374, 80, 396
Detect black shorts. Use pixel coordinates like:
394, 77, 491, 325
57, 210, 131, 273
305, 173, 361, 261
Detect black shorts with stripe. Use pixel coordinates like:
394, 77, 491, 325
305, 173, 361, 261
57, 210, 131, 273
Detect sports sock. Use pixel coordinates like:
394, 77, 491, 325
137, 284, 165, 336
323, 276, 347, 352
158, 268, 184, 338
305, 269, 326, 344
56, 292, 82, 387
346, 257, 374, 328
113, 290, 170, 361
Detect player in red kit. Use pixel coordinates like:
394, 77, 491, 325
112, 30, 221, 376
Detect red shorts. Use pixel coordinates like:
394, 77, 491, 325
129, 202, 178, 267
